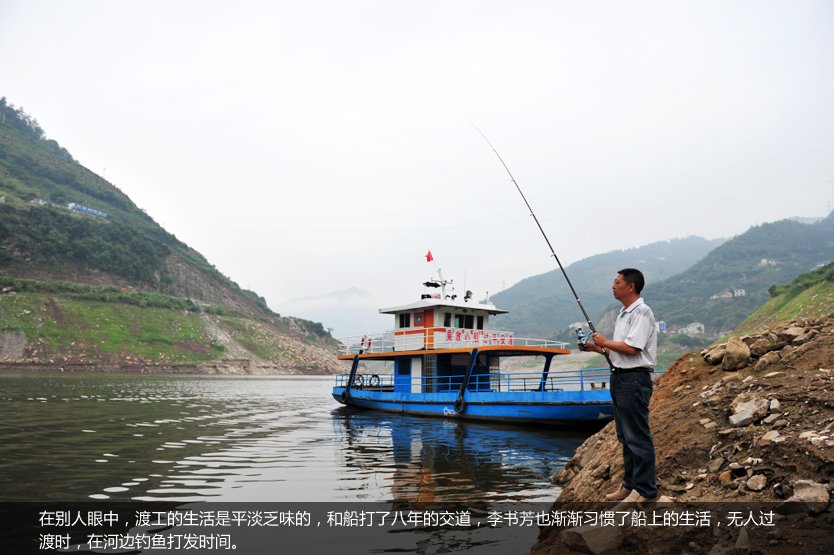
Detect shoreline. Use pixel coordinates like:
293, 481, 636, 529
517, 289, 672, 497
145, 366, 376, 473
0, 360, 337, 375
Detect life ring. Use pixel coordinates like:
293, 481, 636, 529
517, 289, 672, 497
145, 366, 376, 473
352, 374, 364, 388
369, 374, 380, 387
454, 397, 466, 414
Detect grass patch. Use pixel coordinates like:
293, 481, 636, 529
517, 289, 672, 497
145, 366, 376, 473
0, 292, 224, 363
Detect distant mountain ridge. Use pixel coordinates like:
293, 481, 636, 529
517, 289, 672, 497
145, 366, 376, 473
490, 236, 725, 338
492, 214, 834, 342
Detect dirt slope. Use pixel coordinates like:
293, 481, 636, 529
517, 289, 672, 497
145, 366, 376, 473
532, 314, 834, 554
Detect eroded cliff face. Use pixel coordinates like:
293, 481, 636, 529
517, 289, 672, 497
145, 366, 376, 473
161, 253, 265, 318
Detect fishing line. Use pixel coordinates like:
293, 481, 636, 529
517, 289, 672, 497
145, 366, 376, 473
472, 124, 613, 368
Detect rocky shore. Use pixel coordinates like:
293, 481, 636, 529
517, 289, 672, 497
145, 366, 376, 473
531, 315, 834, 554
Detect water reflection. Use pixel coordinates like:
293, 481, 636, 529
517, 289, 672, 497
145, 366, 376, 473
331, 408, 588, 503
0, 374, 591, 504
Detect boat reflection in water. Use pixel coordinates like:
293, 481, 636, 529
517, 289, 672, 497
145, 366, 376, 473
331, 406, 592, 504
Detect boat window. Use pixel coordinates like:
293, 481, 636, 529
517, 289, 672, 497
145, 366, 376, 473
455, 315, 465, 328
399, 313, 411, 328
464, 315, 474, 329
444, 312, 452, 327
477, 316, 484, 330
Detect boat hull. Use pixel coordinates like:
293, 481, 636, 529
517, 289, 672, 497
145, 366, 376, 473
332, 387, 613, 425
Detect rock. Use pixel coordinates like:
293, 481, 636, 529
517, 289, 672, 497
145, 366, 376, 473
708, 458, 726, 473
731, 394, 769, 421
758, 430, 784, 446
748, 337, 785, 358
719, 470, 734, 487
591, 464, 610, 479
769, 398, 781, 412
793, 329, 818, 345
762, 413, 781, 425
747, 475, 767, 491
560, 524, 623, 555
722, 337, 751, 371
772, 419, 788, 429
734, 527, 750, 554
779, 480, 831, 515
779, 326, 806, 343
553, 466, 576, 484
705, 344, 727, 365
704, 421, 718, 430
729, 408, 755, 427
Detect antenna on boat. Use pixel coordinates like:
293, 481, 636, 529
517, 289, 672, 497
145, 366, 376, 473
473, 125, 613, 368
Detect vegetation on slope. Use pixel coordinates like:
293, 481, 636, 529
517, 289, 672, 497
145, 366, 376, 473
0, 98, 339, 372
0, 98, 264, 312
733, 261, 834, 336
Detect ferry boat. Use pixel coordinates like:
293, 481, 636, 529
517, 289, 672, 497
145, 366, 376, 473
332, 276, 614, 425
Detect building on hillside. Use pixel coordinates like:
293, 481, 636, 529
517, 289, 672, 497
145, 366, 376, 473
67, 202, 108, 219
656, 320, 667, 333
677, 322, 705, 337
733, 288, 746, 297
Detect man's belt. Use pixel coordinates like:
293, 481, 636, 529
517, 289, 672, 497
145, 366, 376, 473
611, 366, 652, 373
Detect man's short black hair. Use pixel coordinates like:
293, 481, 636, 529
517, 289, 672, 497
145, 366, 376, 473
618, 268, 645, 294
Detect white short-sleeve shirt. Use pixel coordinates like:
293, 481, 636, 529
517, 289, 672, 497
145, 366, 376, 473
609, 297, 657, 370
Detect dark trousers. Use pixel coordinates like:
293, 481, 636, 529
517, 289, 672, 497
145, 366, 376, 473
610, 371, 657, 498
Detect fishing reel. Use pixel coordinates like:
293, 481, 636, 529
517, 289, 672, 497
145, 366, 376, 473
571, 324, 590, 349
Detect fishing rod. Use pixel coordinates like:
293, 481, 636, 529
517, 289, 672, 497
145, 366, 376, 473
473, 125, 613, 367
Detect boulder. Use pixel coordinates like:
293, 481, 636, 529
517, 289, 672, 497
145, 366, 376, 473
729, 408, 755, 427
722, 337, 751, 371
748, 337, 786, 358
793, 328, 818, 345
779, 326, 806, 342
754, 351, 781, 372
705, 344, 727, 365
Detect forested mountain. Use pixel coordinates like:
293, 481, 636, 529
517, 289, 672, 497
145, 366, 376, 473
490, 236, 724, 338
491, 214, 834, 342
645, 214, 834, 335
0, 98, 338, 373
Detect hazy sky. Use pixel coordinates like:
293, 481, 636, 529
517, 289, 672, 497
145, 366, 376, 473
2, 0, 833, 335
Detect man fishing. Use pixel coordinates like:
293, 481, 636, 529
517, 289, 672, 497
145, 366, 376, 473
474, 129, 658, 501
578, 268, 658, 503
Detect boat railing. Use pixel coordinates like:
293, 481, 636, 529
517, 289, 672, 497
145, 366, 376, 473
338, 328, 568, 355
335, 367, 612, 392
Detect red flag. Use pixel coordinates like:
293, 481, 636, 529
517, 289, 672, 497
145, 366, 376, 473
425, 250, 433, 262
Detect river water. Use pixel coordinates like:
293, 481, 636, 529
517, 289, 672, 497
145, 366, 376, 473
0, 372, 595, 553
0, 372, 590, 503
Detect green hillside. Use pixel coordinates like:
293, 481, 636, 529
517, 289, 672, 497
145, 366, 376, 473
491, 236, 724, 339
0, 98, 339, 373
645, 215, 834, 335
732, 261, 834, 336
0, 98, 266, 311
493, 215, 834, 343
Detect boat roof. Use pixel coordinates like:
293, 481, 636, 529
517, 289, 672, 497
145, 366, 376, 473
379, 297, 508, 315
337, 345, 570, 361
